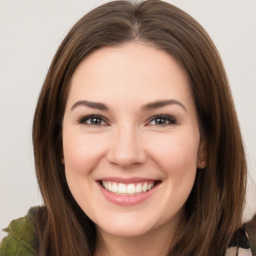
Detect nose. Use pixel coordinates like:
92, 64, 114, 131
106, 125, 147, 168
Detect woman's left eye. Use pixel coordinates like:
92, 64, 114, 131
148, 114, 176, 126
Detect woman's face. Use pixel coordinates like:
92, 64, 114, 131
62, 42, 206, 239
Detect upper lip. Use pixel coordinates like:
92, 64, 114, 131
97, 177, 161, 184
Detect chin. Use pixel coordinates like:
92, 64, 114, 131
96, 216, 155, 238
100, 225, 153, 238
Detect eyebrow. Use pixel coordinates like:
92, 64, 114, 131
142, 99, 187, 112
71, 99, 187, 112
71, 100, 109, 111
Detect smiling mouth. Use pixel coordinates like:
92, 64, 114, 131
99, 180, 161, 196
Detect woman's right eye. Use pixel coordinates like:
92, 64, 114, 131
77, 115, 108, 126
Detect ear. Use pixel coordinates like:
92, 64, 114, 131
61, 158, 65, 164
197, 136, 207, 169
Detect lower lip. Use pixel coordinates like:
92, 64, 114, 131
98, 182, 159, 206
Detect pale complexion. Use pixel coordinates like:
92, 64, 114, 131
62, 42, 206, 256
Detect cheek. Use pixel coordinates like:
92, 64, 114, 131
62, 131, 106, 211
144, 133, 199, 225
149, 133, 199, 174
147, 131, 199, 210
157, 134, 199, 207
63, 131, 106, 176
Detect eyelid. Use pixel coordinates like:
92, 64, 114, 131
76, 113, 176, 127
77, 114, 109, 126
147, 114, 177, 126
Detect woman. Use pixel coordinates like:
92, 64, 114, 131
0, 0, 252, 255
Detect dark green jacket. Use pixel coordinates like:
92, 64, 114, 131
0, 208, 36, 256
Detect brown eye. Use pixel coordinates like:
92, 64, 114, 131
149, 115, 176, 126
78, 115, 107, 126
88, 117, 104, 125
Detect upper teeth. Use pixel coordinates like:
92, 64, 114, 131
102, 181, 155, 195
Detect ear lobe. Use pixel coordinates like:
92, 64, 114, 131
197, 137, 207, 169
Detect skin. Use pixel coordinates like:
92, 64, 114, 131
62, 42, 207, 256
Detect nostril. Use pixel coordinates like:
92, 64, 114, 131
106, 147, 147, 167
106, 131, 147, 167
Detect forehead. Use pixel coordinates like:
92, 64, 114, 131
67, 42, 194, 110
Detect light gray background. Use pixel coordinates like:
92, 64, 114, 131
1, 0, 256, 240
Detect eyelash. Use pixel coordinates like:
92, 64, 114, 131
76, 114, 108, 126
76, 114, 177, 127
147, 114, 176, 126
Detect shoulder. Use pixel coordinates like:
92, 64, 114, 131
226, 227, 254, 256
246, 217, 256, 256
0, 207, 40, 256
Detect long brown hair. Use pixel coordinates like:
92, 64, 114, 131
32, 1, 247, 255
